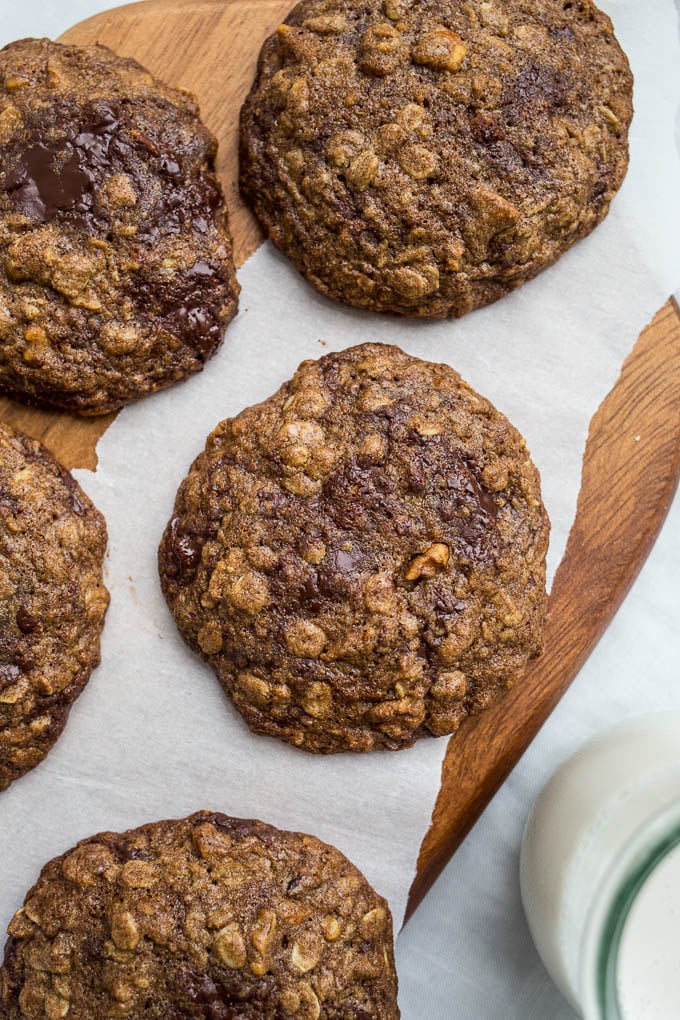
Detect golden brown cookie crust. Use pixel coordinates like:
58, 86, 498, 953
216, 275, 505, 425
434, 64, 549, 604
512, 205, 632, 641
0, 423, 109, 791
159, 343, 550, 753
0, 39, 239, 415
240, 0, 633, 317
0, 811, 400, 1019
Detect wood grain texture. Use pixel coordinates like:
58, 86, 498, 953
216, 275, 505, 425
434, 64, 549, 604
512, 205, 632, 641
0, 0, 677, 915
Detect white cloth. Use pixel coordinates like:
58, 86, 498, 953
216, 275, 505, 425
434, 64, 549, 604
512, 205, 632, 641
0, 2, 679, 1017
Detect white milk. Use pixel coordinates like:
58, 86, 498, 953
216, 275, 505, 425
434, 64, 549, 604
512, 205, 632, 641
520, 714, 680, 1019
617, 843, 680, 1020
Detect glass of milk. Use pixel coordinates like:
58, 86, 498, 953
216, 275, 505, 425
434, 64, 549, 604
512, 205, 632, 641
520, 713, 680, 1019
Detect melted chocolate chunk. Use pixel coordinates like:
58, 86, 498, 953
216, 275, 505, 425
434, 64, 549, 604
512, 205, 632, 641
57, 469, 89, 516
198, 813, 276, 843
171, 261, 226, 358
4, 144, 91, 221
177, 964, 275, 1017
462, 458, 499, 521
129, 258, 228, 357
3, 104, 119, 223
316, 545, 365, 599
165, 517, 204, 583
133, 163, 224, 245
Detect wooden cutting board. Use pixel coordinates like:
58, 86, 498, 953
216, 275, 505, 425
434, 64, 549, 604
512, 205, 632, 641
1, 0, 678, 920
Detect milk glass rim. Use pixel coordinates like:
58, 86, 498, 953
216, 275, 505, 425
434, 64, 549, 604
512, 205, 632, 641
584, 800, 680, 1019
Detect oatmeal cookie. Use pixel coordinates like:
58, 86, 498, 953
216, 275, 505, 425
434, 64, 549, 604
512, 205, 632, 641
0, 38, 239, 414
240, 0, 632, 317
0, 423, 109, 790
159, 343, 549, 753
0, 811, 399, 1019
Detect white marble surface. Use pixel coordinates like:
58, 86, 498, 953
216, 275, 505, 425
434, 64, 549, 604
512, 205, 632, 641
1, 3, 679, 1018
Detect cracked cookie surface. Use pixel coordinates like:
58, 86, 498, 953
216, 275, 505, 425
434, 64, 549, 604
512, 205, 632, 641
0, 38, 239, 414
240, 0, 632, 318
0, 423, 109, 791
0, 811, 399, 1019
159, 343, 549, 753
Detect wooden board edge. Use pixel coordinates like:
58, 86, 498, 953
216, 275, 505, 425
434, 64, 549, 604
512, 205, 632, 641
61, 0, 285, 25
405, 297, 680, 919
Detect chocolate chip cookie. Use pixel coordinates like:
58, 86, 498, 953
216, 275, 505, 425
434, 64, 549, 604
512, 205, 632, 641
0, 38, 239, 414
0, 811, 400, 1019
0, 423, 109, 790
240, 0, 632, 318
159, 343, 549, 753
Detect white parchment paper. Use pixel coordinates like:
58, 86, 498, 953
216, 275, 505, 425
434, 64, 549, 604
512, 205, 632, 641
0, 0, 679, 968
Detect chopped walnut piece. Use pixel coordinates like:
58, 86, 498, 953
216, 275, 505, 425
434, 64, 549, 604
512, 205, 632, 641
413, 27, 467, 72
404, 542, 450, 581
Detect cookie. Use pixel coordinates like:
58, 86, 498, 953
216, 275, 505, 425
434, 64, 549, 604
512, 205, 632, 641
0, 423, 109, 790
0, 811, 400, 1019
0, 38, 239, 414
159, 343, 549, 753
240, 0, 632, 318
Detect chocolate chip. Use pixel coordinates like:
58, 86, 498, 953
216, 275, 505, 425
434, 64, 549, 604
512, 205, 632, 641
165, 517, 204, 583
16, 608, 38, 634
